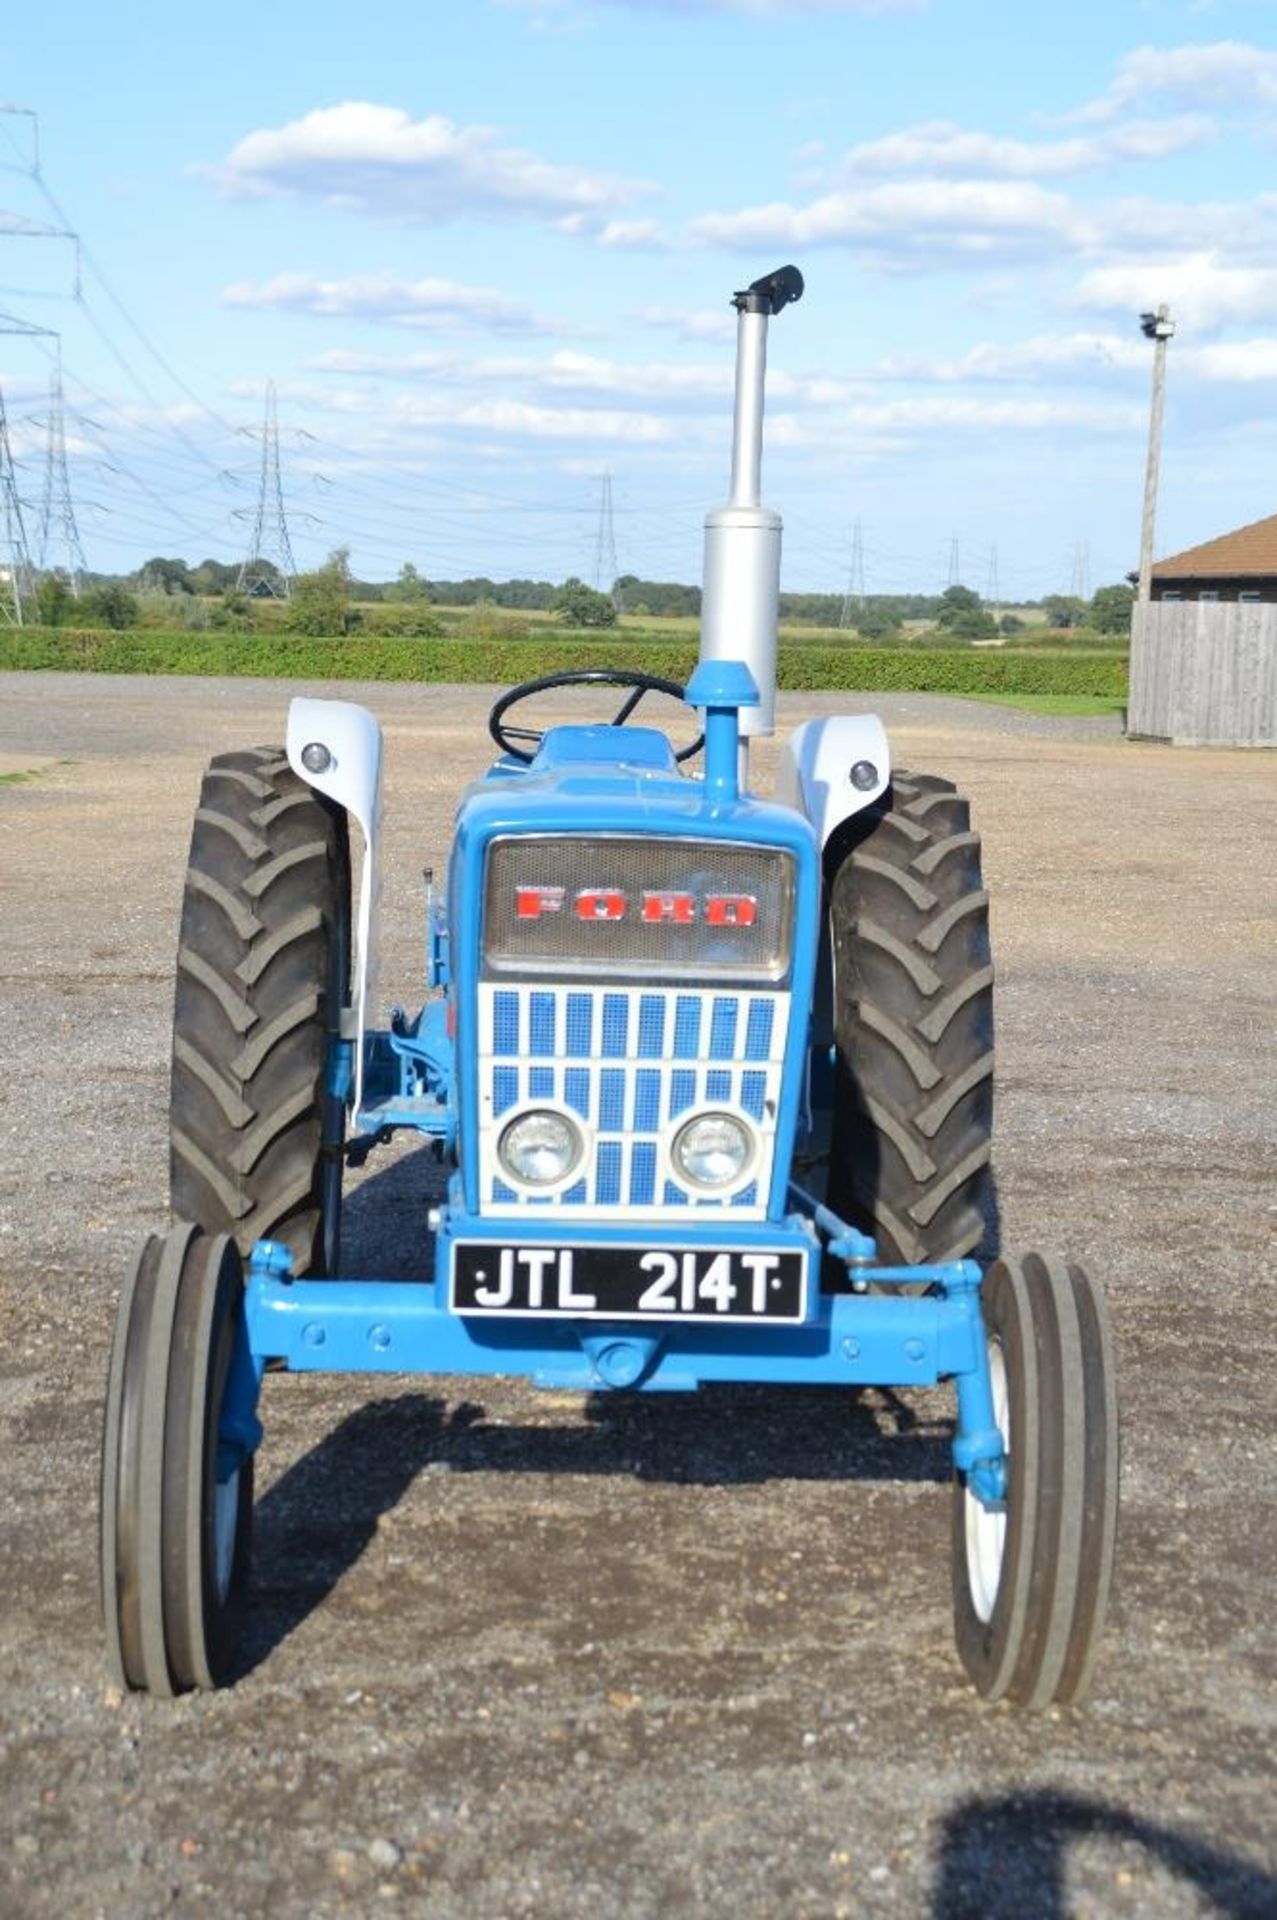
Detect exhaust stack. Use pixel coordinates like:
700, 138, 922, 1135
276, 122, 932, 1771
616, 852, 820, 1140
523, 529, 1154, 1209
698, 265, 803, 742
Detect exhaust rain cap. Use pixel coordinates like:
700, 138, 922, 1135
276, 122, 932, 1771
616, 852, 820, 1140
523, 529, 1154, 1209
733, 265, 804, 317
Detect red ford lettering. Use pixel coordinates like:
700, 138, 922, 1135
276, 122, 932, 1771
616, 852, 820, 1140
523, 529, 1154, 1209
641, 890, 696, 923
705, 893, 758, 927
575, 888, 628, 922
516, 885, 565, 920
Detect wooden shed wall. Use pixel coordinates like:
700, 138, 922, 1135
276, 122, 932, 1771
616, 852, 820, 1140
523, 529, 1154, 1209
1128, 601, 1277, 746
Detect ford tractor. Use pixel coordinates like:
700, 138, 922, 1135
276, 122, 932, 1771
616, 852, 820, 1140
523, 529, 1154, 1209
101, 266, 1118, 1706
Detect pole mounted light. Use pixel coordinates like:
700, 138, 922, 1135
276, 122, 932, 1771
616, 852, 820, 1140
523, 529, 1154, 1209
1137, 304, 1175, 605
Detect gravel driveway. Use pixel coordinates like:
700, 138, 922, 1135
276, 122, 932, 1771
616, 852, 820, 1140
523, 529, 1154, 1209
1, 672, 1274, 1918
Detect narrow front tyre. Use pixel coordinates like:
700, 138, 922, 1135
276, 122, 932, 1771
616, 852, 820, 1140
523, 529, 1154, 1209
100, 1224, 256, 1695
951, 1253, 1118, 1707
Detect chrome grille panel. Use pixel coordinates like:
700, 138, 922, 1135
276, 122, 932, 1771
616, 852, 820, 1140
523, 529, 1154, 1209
477, 983, 789, 1220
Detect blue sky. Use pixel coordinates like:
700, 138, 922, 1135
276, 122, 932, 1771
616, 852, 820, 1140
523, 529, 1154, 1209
3, 0, 1277, 598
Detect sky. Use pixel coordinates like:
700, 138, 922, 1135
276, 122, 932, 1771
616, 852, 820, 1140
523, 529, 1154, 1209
3, 0, 1277, 600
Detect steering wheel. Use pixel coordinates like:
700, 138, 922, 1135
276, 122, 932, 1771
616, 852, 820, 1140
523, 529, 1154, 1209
488, 668, 705, 766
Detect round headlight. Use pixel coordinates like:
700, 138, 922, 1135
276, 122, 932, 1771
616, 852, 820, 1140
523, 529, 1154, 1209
498, 1109, 583, 1188
672, 1111, 754, 1190
850, 758, 878, 791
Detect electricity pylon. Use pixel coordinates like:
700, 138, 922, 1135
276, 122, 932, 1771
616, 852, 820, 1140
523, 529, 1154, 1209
593, 470, 620, 605
839, 520, 866, 628
37, 358, 86, 591
0, 381, 35, 625
237, 381, 296, 599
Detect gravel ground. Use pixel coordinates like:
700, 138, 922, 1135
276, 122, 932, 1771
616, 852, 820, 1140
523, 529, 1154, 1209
1, 671, 1275, 1919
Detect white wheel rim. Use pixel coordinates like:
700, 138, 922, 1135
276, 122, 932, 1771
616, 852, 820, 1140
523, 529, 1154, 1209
213, 1467, 241, 1604
964, 1338, 1009, 1624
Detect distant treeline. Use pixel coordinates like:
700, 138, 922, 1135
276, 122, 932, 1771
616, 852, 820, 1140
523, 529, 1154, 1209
87, 556, 1124, 636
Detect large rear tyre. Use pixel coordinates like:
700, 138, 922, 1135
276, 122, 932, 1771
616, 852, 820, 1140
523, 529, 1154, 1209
951, 1253, 1119, 1707
170, 747, 349, 1276
101, 1224, 256, 1696
827, 770, 993, 1265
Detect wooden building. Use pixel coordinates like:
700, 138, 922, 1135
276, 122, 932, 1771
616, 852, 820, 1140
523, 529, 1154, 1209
1140, 513, 1277, 604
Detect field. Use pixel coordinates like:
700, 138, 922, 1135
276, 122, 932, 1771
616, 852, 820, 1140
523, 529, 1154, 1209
2, 673, 1274, 1918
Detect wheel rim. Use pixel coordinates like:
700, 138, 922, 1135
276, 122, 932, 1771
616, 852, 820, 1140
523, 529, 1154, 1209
964, 1338, 1009, 1624
212, 1463, 241, 1605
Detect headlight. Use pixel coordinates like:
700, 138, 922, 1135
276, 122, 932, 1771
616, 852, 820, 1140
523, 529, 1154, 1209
498, 1109, 584, 1188
672, 1111, 754, 1190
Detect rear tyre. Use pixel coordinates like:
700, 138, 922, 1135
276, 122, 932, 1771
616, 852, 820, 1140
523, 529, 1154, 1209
101, 1224, 255, 1695
170, 747, 349, 1275
826, 770, 993, 1265
951, 1253, 1119, 1707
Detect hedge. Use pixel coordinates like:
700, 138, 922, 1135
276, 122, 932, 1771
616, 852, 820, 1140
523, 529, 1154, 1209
0, 628, 1129, 698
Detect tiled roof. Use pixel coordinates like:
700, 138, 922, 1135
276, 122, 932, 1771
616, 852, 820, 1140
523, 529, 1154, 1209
1154, 512, 1277, 579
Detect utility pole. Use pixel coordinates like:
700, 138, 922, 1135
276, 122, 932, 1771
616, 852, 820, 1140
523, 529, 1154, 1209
592, 470, 620, 606
38, 355, 86, 592
947, 534, 961, 589
1137, 306, 1174, 604
237, 380, 296, 600
839, 519, 865, 628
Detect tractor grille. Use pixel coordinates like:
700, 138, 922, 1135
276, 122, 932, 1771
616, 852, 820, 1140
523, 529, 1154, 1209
477, 983, 790, 1220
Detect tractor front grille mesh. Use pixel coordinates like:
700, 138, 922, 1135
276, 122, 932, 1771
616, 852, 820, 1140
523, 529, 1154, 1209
476, 983, 789, 1219
483, 836, 795, 981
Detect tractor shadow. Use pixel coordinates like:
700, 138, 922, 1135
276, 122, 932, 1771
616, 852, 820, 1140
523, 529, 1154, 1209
932, 1790, 1277, 1919
241, 1382, 951, 1681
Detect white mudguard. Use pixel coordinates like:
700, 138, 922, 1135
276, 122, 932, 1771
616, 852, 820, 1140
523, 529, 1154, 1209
774, 714, 891, 849
286, 698, 384, 1114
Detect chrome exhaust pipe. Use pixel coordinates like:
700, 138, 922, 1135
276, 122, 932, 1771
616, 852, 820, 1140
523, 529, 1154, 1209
698, 265, 803, 745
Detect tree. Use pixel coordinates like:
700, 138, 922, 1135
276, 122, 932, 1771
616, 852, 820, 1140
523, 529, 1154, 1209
854, 604, 902, 641
387, 561, 429, 603
936, 584, 983, 627
946, 607, 999, 640
35, 574, 73, 627
998, 613, 1025, 636
288, 548, 358, 636
83, 582, 141, 629
1090, 583, 1136, 634
137, 556, 192, 595
552, 576, 618, 628
1042, 594, 1087, 631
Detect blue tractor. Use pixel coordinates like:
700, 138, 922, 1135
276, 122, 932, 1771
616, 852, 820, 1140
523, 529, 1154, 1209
101, 268, 1118, 1705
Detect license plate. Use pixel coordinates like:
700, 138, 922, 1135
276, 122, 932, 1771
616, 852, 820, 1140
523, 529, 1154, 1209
450, 1241, 807, 1324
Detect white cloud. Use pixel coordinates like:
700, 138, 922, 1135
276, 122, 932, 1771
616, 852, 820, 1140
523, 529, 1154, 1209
302, 343, 860, 411
631, 305, 737, 341
872, 334, 1145, 384
1069, 39, 1277, 122
688, 178, 1088, 264
838, 115, 1212, 179
1073, 254, 1277, 329
510, 0, 922, 14
213, 102, 653, 232
220, 270, 568, 334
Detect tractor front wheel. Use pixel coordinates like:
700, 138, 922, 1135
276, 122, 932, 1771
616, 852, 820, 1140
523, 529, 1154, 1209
101, 1224, 255, 1695
951, 1252, 1119, 1706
